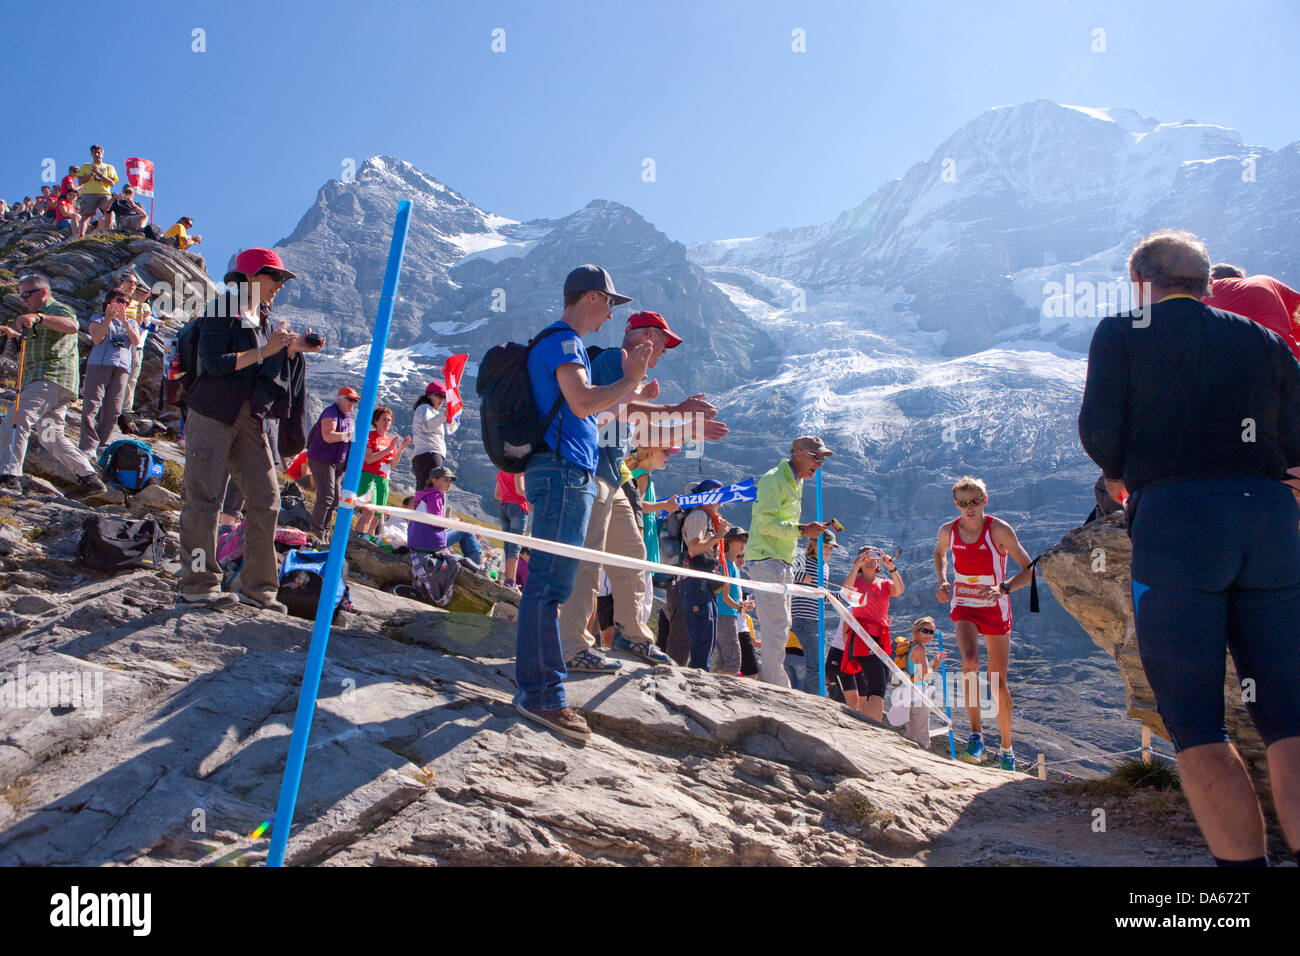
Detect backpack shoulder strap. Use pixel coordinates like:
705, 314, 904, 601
527, 325, 573, 446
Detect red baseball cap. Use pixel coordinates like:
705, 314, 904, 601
338, 386, 360, 400
625, 311, 681, 348
425, 381, 447, 396
224, 247, 297, 283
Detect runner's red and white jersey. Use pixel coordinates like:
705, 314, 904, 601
948, 515, 1009, 616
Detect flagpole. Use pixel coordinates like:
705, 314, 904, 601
266, 200, 411, 867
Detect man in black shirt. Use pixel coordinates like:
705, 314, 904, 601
1079, 228, 1300, 867
178, 248, 316, 611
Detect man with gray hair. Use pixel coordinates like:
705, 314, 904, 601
747, 436, 831, 686
1080, 228, 1300, 867
0, 274, 109, 498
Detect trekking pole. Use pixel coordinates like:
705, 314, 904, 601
937, 628, 956, 760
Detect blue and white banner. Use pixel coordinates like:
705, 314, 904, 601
673, 477, 757, 509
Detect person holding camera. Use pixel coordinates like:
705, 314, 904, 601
79, 289, 142, 457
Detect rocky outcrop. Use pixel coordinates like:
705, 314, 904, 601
0, 489, 1213, 866
1037, 513, 1269, 797
0, 219, 217, 420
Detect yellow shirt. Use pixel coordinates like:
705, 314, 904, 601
163, 222, 198, 250
76, 162, 118, 196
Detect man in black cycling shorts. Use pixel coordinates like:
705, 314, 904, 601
1080, 228, 1300, 866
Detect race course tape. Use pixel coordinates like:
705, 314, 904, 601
360, 501, 952, 728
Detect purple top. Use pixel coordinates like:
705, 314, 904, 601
306, 403, 354, 466
408, 487, 447, 552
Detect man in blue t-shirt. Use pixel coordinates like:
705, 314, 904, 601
513, 265, 652, 742
556, 311, 730, 673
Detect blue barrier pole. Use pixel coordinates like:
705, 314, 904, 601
266, 200, 412, 867
937, 628, 956, 760
815, 469, 825, 696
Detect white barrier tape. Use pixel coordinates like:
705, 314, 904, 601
361, 501, 952, 729
821, 589, 952, 727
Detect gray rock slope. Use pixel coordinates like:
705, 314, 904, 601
0, 493, 1208, 866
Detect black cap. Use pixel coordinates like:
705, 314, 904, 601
428, 466, 458, 481
564, 264, 631, 305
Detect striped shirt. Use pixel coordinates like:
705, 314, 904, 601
791, 552, 830, 620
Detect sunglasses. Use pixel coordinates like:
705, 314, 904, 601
917, 627, 935, 635
17, 289, 43, 300
803, 451, 825, 463
259, 269, 291, 283
955, 497, 985, 508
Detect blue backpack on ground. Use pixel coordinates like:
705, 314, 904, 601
97, 439, 165, 492
277, 548, 353, 622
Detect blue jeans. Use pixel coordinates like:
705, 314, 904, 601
791, 616, 827, 695
447, 529, 483, 566
498, 502, 529, 558
514, 455, 597, 710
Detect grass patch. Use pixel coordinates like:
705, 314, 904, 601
0, 515, 17, 528
161, 460, 184, 495
1, 777, 32, 812
1063, 756, 1181, 797
22, 527, 45, 541
0, 495, 16, 508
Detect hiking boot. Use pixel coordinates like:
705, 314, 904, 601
961, 732, 985, 763
237, 593, 289, 614
69, 474, 108, 500
999, 749, 1016, 772
514, 701, 591, 742
566, 649, 622, 674
178, 590, 240, 610
623, 639, 673, 665
0, 475, 21, 494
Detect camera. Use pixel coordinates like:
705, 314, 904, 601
304, 332, 324, 348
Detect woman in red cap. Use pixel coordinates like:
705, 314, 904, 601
305, 385, 359, 540
410, 381, 448, 492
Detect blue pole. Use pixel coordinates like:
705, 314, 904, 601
266, 201, 412, 867
814, 469, 825, 697
937, 628, 956, 760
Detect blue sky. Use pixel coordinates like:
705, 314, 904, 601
4, 0, 1295, 272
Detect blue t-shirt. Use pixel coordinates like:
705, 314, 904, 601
527, 322, 598, 473
588, 346, 628, 486
717, 558, 741, 617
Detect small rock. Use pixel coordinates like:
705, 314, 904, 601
128, 484, 182, 512
11, 595, 56, 615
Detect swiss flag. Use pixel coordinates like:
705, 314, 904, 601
442, 354, 468, 434
125, 157, 154, 197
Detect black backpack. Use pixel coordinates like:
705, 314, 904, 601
659, 509, 687, 566
277, 549, 352, 622
76, 516, 163, 571
477, 326, 568, 473
161, 315, 203, 407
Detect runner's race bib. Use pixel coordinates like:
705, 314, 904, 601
952, 575, 998, 607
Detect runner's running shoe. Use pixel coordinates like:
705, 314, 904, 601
999, 748, 1016, 772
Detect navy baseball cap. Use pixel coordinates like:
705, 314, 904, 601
689, 478, 724, 495
564, 264, 631, 305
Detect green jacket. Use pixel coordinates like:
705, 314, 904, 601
18, 297, 80, 395
747, 458, 803, 564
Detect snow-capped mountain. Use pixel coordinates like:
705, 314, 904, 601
267, 101, 1298, 766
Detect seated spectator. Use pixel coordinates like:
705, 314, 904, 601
76, 145, 118, 224
52, 191, 80, 235
447, 529, 485, 571
36, 186, 56, 217
79, 289, 142, 457
407, 466, 461, 605
60, 165, 79, 199
15, 197, 34, 221
107, 186, 149, 233
163, 216, 202, 250
281, 449, 313, 494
